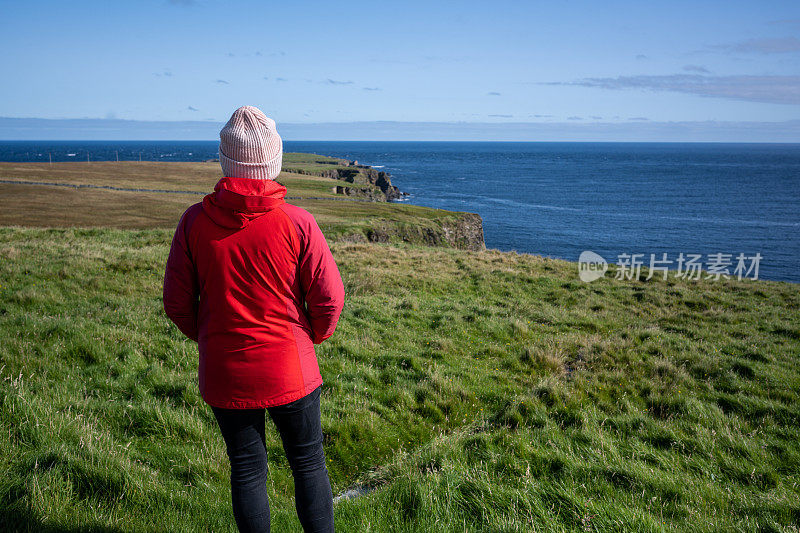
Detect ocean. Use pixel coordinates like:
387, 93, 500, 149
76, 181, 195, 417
1, 140, 799, 282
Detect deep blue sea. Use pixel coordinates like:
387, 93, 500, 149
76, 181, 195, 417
2, 140, 799, 282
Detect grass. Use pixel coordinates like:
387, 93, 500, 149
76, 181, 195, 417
280, 151, 357, 175
0, 159, 482, 249
0, 155, 366, 198
0, 227, 798, 531
0, 153, 379, 199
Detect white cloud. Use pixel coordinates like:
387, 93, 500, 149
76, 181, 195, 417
546, 74, 800, 105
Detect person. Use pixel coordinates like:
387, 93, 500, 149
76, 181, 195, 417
163, 105, 345, 532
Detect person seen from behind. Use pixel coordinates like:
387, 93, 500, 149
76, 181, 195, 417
163, 105, 344, 532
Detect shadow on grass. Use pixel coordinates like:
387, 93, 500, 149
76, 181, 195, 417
1, 484, 124, 533
1, 507, 123, 533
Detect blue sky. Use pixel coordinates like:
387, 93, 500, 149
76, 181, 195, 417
1, 0, 799, 139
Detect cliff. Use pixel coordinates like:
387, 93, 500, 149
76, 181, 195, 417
354, 212, 485, 251
279, 153, 485, 251
282, 156, 404, 201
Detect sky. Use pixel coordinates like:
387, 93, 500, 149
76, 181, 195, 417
1, 0, 799, 140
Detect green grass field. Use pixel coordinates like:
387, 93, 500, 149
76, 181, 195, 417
0, 225, 798, 532
0, 159, 798, 531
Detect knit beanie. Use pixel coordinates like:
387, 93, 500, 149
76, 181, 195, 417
219, 105, 283, 180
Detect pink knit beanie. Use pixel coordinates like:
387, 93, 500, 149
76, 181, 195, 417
219, 105, 283, 180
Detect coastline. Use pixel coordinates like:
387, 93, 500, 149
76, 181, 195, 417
1, 143, 798, 281
0, 154, 487, 251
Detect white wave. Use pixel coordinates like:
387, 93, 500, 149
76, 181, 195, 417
483, 196, 583, 213
480, 196, 800, 227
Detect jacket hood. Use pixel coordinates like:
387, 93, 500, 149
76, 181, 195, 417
202, 177, 287, 229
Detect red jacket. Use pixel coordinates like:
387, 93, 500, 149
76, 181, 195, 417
163, 177, 345, 408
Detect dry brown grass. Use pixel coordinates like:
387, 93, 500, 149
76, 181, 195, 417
0, 161, 221, 191
0, 183, 197, 228
0, 163, 473, 247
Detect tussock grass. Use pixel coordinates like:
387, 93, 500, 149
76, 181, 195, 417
0, 228, 798, 531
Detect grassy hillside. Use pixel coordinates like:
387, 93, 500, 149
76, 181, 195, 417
0, 158, 483, 250
1, 227, 798, 532
0, 153, 368, 197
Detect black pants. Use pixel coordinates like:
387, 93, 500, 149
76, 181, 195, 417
211, 385, 334, 532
